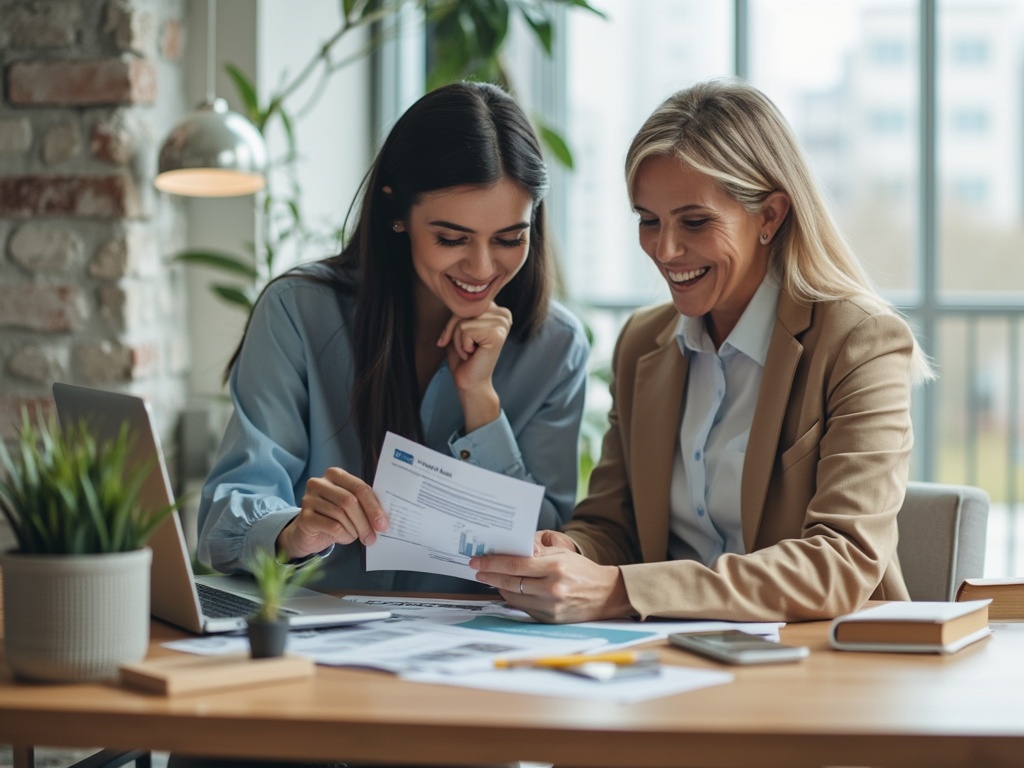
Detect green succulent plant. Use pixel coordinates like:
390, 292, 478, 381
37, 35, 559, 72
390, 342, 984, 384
247, 547, 324, 622
0, 409, 177, 555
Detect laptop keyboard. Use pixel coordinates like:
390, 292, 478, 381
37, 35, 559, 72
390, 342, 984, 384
196, 582, 263, 619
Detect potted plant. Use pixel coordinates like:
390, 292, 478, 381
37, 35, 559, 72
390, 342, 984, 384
0, 409, 176, 682
245, 547, 322, 658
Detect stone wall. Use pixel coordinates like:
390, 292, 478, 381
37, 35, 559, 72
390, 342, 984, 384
0, 0, 190, 440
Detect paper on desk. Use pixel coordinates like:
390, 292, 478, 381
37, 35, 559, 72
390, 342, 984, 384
331, 596, 662, 651
342, 595, 783, 648
163, 616, 606, 675
342, 595, 784, 645
342, 596, 509, 624
402, 665, 734, 704
573, 619, 784, 644
475, 604, 785, 642
162, 595, 754, 696
162, 620, 732, 701
366, 432, 543, 582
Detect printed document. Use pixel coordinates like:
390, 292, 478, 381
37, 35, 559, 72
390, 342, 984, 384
345, 595, 784, 646
402, 665, 734, 704
162, 596, 742, 700
366, 432, 543, 581
163, 610, 606, 675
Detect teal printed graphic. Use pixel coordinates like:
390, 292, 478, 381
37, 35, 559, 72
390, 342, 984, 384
457, 530, 490, 557
457, 616, 659, 645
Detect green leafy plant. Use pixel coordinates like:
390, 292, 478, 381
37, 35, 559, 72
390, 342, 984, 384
425, 0, 605, 168
247, 547, 324, 622
0, 410, 177, 555
173, 0, 605, 315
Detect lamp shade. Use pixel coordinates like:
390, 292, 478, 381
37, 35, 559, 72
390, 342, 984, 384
155, 98, 268, 197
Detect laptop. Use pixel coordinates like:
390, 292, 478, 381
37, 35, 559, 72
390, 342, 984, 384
52, 382, 391, 634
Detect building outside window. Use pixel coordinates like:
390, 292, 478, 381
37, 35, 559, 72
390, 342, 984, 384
392, 0, 1024, 576
554, 0, 1023, 576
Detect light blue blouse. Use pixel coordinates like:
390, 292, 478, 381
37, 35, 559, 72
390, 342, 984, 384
668, 273, 780, 566
196, 266, 590, 593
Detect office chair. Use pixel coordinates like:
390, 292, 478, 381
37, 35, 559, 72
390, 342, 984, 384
895, 481, 990, 601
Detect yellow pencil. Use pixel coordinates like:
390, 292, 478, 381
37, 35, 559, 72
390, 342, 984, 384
493, 650, 657, 669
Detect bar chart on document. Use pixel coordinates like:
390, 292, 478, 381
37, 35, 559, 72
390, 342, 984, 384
379, 484, 502, 565
457, 528, 490, 558
367, 432, 544, 580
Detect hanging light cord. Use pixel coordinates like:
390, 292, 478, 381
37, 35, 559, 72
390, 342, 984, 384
206, 0, 217, 104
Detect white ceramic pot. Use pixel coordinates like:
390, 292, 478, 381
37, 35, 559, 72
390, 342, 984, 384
0, 548, 152, 682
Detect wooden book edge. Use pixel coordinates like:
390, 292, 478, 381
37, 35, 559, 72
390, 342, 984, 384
119, 653, 314, 696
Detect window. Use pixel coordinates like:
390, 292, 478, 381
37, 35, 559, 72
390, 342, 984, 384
952, 177, 988, 203
387, 0, 1024, 576
561, 1, 732, 314
870, 38, 909, 65
951, 37, 989, 65
552, 1, 1024, 575
950, 108, 989, 134
869, 109, 910, 134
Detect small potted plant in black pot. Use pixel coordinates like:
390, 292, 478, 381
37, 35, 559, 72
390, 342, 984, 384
246, 548, 322, 658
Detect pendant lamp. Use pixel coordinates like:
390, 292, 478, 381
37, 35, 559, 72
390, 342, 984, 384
154, 0, 267, 197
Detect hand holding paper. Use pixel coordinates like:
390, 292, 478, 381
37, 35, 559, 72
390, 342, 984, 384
277, 466, 389, 560
471, 538, 634, 623
366, 432, 544, 581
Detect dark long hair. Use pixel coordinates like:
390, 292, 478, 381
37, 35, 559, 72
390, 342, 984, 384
229, 82, 553, 480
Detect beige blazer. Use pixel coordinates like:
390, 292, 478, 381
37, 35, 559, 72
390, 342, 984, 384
565, 290, 914, 621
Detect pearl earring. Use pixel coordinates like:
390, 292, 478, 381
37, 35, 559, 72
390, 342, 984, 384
759, 232, 769, 244
392, 222, 404, 233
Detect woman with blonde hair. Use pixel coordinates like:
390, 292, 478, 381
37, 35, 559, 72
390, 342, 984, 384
474, 77, 931, 623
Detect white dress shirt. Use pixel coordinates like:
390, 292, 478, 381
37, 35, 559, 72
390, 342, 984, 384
668, 273, 781, 566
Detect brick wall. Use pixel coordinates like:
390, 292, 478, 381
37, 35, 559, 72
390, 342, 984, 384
0, 0, 190, 440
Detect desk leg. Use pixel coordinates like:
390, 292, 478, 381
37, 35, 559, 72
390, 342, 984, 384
12, 745, 34, 768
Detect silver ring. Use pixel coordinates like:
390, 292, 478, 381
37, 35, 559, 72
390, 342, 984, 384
519, 576, 525, 595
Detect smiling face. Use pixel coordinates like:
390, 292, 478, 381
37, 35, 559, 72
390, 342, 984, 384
632, 154, 782, 347
403, 178, 534, 321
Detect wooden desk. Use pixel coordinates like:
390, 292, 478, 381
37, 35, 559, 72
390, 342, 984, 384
1, 617, 1023, 767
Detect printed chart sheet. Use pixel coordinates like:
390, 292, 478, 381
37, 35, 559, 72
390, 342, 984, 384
366, 431, 543, 581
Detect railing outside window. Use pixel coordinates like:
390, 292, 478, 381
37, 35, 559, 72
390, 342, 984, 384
545, 0, 1024, 576
379, 0, 1024, 576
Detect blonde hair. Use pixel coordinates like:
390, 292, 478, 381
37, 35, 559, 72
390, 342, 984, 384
625, 77, 933, 382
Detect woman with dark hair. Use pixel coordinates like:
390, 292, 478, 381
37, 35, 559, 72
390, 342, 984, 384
196, 81, 589, 595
